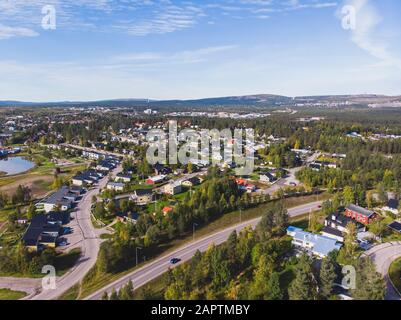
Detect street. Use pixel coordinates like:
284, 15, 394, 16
27, 165, 122, 300
85, 200, 322, 300
363, 241, 401, 300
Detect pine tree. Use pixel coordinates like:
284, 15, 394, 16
319, 257, 337, 299
119, 280, 134, 300
352, 258, 386, 300
109, 288, 119, 300
267, 272, 283, 300
288, 254, 318, 300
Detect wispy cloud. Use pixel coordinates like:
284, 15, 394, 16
340, 0, 401, 69
0, 25, 39, 40
0, 0, 340, 39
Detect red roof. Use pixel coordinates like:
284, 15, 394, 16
162, 206, 173, 215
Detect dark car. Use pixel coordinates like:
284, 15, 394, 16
170, 258, 181, 265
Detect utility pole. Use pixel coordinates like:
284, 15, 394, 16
136, 247, 142, 266
239, 207, 242, 223
193, 223, 198, 242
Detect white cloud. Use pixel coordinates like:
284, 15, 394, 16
0, 25, 39, 39
340, 0, 401, 69
0, 0, 341, 39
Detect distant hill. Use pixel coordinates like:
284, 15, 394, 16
0, 94, 400, 108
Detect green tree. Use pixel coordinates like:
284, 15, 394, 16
343, 186, 355, 205
288, 254, 318, 300
266, 272, 283, 300
352, 258, 386, 300
319, 257, 337, 299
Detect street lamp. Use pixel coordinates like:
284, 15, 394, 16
136, 247, 142, 266
193, 223, 198, 242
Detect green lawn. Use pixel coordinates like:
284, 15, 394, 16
0, 288, 27, 300
389, 257, 401, 295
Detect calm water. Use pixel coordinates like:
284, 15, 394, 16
0, 157, 35, 175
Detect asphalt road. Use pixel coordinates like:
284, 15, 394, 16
85, 200, 322, 300
27, 165, 122, 300
363, 241, 401, 300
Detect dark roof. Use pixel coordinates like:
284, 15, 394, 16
43, 186, 73, 205
388, 221, 401, 233
321, 226, 344, 237
346, 204, 375, 217
42, 224, 61, 234
39, 235, 57, 244
46, 212, 70, 225
185, 176, 201, 184
22, 226, 42, 246
387, 199, 399, 210
326, 212, 364, 228
260, 172, 277, 181
31, 214, 47, 226
135, 189, 153, 196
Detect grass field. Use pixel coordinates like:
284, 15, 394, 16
0, 288, 27, 300
0, 152, 87, 200
389, 258, 401, 295
68, 193, 327, 299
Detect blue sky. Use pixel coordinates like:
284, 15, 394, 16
0, 0, 400, 101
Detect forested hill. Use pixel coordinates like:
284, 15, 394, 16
1, 94, 400, 108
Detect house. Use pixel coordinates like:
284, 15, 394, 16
287, 226, 342, 258
146, 175, 166, 185
133, 189, 153, 205
344, 204, 376, 225
382, 199, 399, 215
259, 172, 277, 184
117, 212, 139, 224
162, 206, 173, 216
164, 181, 182, 195
46, 211, 71, 225
115, 173, 132, 183
321, 226, 345, 242
69, 185, 83, 196
324, 211, 366, 233
106, 182, 125, 192
72, 173, 95, 186
235, 178, 256, 193
22, 214, 64, 251
154, 163, 172, 175
96, 160, 116, 172
246, 184, 256, 192
310, 161, 337, 171
182, 176, 201, 188
39, 186, 77, 213
322, 211, 366, 242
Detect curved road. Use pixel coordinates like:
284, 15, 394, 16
363, 241, 401, 300
28, 165, 122, 300
85, 200, 322, 300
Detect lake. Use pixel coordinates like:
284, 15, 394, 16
0, 157, 35, 176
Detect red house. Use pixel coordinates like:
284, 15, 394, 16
344, 204, 376, 225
